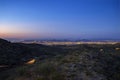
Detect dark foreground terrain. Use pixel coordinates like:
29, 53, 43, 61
0, 38, 120, 80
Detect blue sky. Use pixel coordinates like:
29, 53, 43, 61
0, 0, 119, 40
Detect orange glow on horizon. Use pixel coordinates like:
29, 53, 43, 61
0, 32, 42, 39
0, 23, 48, 39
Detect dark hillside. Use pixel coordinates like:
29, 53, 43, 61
0, 39, 46, 65
0, 38, 120, 80
0, 38, 66, 66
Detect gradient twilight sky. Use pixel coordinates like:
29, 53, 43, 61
0, 0, 120, 40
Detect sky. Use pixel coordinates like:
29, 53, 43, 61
0, 0, 120, 40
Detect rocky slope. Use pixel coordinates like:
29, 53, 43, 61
0, 38, 120, 80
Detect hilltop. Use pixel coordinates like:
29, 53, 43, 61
0, 38, 61, 65
0, 38, 120, 80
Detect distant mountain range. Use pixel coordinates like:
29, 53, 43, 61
4, 38, 120, 43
